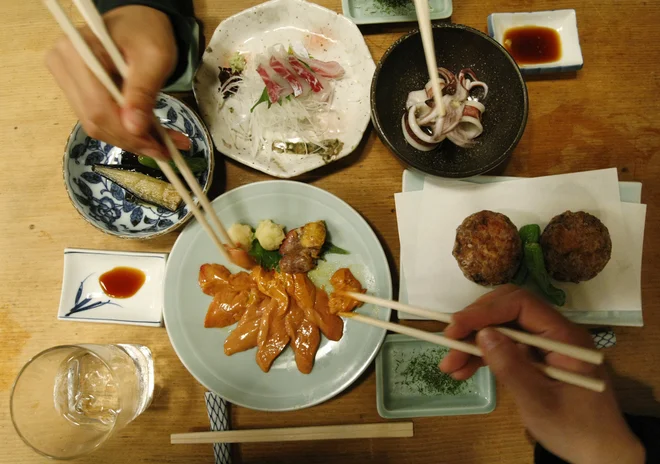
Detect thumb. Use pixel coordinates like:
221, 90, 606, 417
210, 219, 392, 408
121, 49, 171, 136
477, 328, 548, 402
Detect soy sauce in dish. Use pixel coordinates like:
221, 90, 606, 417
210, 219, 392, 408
503, 26, 562, 65
99, 267, 146, 298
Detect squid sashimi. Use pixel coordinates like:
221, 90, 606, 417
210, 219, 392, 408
402, 67, 488, 151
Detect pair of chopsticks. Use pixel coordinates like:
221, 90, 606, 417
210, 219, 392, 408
339, 293, 606, 393
171, 422, 413, 445
44, 0, 233, 261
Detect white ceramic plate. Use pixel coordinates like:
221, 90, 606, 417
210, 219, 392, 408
163, 181, 392, 410
193, 0, 375, 178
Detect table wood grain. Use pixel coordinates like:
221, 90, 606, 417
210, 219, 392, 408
1, 0, 660, 462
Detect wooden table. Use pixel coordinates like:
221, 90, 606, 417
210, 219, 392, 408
2, 0, 660, 462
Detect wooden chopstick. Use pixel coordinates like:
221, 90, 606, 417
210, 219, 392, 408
43, 0, 234, 260
412, 0, 445, 117
339, 312, 606, 393
171, 422, 414, 445
341, 292, 604, 366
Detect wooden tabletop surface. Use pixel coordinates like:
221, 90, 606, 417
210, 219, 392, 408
2, 0, 660, 462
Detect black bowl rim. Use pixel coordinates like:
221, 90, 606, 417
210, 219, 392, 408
370, 23, 529, 178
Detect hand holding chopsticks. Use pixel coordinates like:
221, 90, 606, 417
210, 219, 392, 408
339, 289, 607, 393
44, 0, 235, 263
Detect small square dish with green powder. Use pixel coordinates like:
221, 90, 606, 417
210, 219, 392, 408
376, 333, 496, 418
341, 0, 452, 26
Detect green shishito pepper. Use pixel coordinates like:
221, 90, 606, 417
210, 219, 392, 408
525, 243, 566, 306
511, 224, 541, 285
513, 224, 566, 306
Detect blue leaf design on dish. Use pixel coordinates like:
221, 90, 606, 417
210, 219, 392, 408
65, 273, 121, 317
122, 201, 137, 213
184, 117, 194, 136
75, 178, 94, 198
155, 98, 167, 110
85, 150, 105, 166
167, 107, 178, 124
177, 207, 187, 220
158, 218, 174, 228
130, 207, 143, 226
74, 193, 91, 206
80, 172, 102, 184
71, 144, 86, 161
144, 216, 157, 225
110, 183, 125, 201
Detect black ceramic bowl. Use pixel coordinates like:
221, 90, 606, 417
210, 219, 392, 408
371, 24, 528, 178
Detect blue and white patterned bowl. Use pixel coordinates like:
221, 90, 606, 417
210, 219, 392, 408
63, 94, 214, 239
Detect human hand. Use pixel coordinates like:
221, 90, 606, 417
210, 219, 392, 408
440, 285, 644, 464
46, 5, 190, 159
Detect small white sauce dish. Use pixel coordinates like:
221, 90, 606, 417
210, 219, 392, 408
58, 248, 167, 327
487, 9, 584, 74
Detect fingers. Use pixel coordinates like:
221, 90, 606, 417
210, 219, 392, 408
46, 30, 166, 158
439, 349, 471, 373
117, 12, 176, 136
477, 328, 550, 403
448, 287, 592, 349
449, 356, 483, 380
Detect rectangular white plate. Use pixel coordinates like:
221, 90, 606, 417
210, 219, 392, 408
488, 9, 583, 74
398, 169, 644, 327
58, 248, 167, 327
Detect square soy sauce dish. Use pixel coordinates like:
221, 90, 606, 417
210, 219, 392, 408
488, 9, 583, 75
376, 333, 496, 419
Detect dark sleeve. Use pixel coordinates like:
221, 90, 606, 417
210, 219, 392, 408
94, 0, 195, 85
534, 415, 660, 463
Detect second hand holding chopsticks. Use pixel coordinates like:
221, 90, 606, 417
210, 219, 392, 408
339, 293, 606, 393
44, 0, 234, 261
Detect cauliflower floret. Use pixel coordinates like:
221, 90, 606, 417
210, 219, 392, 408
255, 220, 285, 251
228, 223, 253, 251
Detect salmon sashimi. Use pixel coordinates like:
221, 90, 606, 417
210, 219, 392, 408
204, 288, 254, 328
256, 301, 290, 372
292, 273, 344, 341
285, 300, 321, 374
224, 297, 272, 355
313, 289, 344, 341
252, 267, 289, 316
200, 262, 364, 374
201, 264, 259, 328
198, 264, 231, 295
328, 268, 365, 314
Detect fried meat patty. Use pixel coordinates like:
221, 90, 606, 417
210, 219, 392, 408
452, 210, 522, 286
540, 211, 612, 283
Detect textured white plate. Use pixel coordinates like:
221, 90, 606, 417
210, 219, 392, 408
193, 0, 375, 178
58, 248, 167, 327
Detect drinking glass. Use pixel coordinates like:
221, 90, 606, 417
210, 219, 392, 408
10, 344, 154, 460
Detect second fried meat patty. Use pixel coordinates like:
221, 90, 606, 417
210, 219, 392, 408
452, 211, 522, 286
540, 211, 612, 283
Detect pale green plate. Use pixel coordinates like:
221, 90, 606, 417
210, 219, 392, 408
376, 333, 495, 418
164, 181, 392, 411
